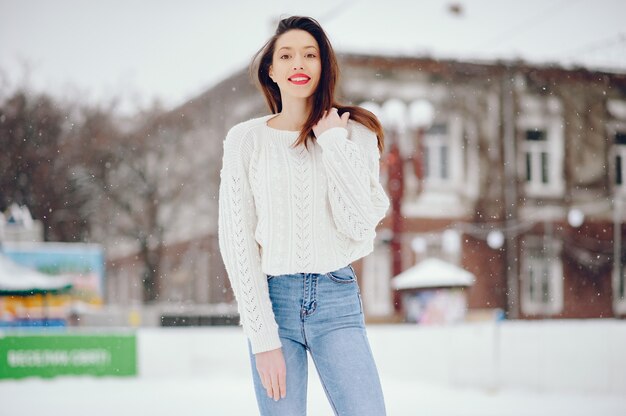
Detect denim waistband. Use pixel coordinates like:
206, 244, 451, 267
267, 263, 352, 279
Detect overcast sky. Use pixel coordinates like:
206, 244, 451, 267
1, 0, 624, 115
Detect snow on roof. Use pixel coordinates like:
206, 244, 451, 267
0, 254, 73, 295
391, 257, 475, 290
323, 0, 625, 73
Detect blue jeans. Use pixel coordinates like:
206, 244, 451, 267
246, 264, 387, 416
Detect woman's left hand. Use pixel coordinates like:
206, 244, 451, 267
313, 107, 349, 138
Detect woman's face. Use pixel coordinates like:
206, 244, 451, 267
269, 29, 321, 101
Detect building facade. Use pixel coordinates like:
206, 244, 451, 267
337, 54, 626, 320
104, 53, 626, 322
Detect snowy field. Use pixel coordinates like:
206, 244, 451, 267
2, 321, 626, 416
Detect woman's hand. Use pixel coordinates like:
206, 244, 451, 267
313, 107, 349, 138
255, 347, 287, 401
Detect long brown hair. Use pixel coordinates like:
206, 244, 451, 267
250, 16, 384, 154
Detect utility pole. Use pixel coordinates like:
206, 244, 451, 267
502, 71, 520, 319
614, 197, 622, 315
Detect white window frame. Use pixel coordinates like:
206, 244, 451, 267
517, 96, 564, 198
614, 145, 626, 191
608, 122, 626, 196
608, 118, 626, 315
615, 261, 626, 314
520, 236, 564, 316
423, 122, 449, 182
421, 115, 463, 191
524, 129, 550, 185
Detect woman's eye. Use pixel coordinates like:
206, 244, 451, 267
306, 53, 317, 58
280, 54, 290, 60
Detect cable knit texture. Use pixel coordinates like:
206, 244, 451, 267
218, 114, 390, 354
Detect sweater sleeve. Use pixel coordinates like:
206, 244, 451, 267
217, 125, 282, 354
316, 123, 391, 241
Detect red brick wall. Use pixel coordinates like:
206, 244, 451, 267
461, 234, 508, 311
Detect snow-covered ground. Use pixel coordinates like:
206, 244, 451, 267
2, 322, 626, 415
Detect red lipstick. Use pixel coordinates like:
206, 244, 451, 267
288, 73, 311, 85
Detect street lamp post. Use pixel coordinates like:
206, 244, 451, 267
386, 133, 405, 313
361, 99, 434, 315
379, 99, 435, 314
381, 99, 407, 314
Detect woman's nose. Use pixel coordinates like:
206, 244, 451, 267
293, 55, 304, 70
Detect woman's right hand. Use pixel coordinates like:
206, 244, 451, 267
313, 107, 350, 138
255, 347, 287, 401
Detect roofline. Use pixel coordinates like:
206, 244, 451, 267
338, 52, 626, 87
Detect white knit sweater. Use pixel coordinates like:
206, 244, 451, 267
217, 114, 390, 354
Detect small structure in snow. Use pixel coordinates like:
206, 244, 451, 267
391, 257, 475, 290
391, 258, 475, 324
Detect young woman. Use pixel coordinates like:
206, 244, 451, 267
218, 15, 390, 415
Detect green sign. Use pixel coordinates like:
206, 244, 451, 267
0, 332, 137, 379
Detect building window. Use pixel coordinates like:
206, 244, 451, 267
617, 264, 626, 302
517, 96, 564, 197
405, 114, 465, 217
613, 131, 626, 190
524, 129, 551, 187
527, 255, 551, 304
521, 238, 563, 316
422, 123, 449, 182
616, 261, 626, 314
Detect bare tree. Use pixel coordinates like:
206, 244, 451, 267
71, 104, 204, 302
0, 89, 91, 241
